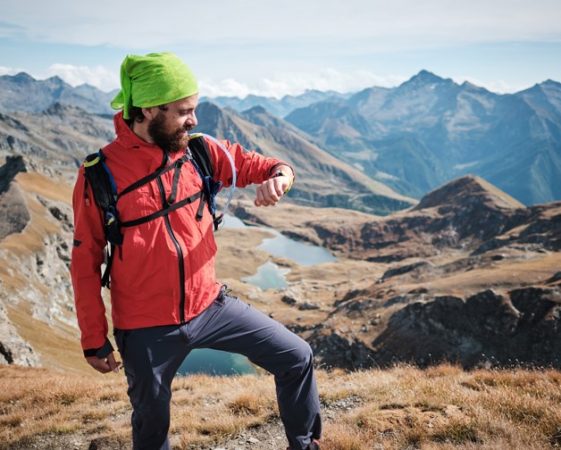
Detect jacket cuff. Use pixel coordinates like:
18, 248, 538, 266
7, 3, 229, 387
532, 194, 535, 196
83, 338, 114, 358
268, 162, 295, 179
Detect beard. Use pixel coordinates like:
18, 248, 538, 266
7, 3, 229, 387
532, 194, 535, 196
148, 112, 191, 154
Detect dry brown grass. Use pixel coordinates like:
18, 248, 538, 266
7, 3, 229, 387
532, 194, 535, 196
1, 364, 561, 449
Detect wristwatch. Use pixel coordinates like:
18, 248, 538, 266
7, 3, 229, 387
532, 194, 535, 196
272, 169, 294, 193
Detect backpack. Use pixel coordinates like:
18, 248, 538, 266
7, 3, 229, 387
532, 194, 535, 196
82, 134, 223, 288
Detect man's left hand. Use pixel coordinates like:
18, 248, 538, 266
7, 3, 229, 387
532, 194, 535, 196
254, 173, 292, 207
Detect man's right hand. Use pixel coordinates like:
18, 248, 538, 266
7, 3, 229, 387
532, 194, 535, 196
86, 351, 122, 373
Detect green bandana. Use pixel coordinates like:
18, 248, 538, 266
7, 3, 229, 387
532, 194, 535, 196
110, 52, 198, 119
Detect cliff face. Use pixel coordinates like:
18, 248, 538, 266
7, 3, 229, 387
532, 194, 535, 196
0, 155, 77, 368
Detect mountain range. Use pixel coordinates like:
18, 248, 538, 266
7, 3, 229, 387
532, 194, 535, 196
0, 72, 117, 115
193, 102, 413, 214
201, 89, 350, 118
0, 102, 413, 215
2, 70, 559, 207
285, 71, 561, 205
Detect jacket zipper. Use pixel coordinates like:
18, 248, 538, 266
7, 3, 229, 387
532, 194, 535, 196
156, 176, 186, 323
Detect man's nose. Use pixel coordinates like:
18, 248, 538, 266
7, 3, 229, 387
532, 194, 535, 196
186, 113, 197, 128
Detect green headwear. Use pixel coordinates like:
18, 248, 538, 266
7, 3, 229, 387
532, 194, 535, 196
110, 52, 198, 119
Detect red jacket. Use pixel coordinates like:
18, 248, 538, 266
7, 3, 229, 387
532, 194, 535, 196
71, 113, 287, 353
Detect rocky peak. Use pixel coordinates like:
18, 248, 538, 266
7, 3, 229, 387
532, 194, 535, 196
413, 175, 524, 212
401, 70, 449, 88
195, 101, 224, 127
45, 75, 66, 86
241, 105, 283, 128
540, 79, 561, 89
243, 105, 268, 116
0, 155, 27, 195
9, 72, 35, 84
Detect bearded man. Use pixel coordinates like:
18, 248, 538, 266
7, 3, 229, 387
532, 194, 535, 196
70, 52, 321, 450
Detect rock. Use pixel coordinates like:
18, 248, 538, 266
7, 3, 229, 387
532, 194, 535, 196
546, 272, 561, 285
0, 155, 27, 195
368, 288, 561, 368
310, 330, 378, 370
297, 302, 320, 311
281, 294, 297, 306
381, 261, 433, 281
0, 182, 30, 240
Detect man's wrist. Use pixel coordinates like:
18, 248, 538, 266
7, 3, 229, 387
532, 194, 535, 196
83, 338, 114, 358
270, 165, 295, 193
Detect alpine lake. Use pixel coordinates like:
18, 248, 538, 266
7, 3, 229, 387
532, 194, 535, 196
177, 215, 335, 376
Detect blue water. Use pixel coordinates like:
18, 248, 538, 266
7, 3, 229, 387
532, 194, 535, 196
178, 349, 256, 376
177, 214, 335, 376
221, 214, 246, 229
242, 261, 290, 290
259, 230, 336, 266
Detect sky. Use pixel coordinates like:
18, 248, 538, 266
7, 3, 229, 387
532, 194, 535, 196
0, 0, 560, 98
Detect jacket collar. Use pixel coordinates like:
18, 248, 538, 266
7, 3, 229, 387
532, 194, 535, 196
113, 111, 160, 151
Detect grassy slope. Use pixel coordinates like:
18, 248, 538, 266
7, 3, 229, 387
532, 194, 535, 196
1, 365, 560, 449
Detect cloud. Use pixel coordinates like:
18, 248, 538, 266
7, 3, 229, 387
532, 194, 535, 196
44, 64, 119, 92
452, 75, 531, 94
0, 63, 536, 97
200, 69, 407, 98
0, 66, 22, 76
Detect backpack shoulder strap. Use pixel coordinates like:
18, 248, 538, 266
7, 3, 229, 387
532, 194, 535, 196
82, 150, 123, 288
83, 151, 117, 212
187, 134, 224, 230
188, 133, 213, 178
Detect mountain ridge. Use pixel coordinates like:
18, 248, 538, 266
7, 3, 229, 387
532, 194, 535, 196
195, 101, 414, 215
285, 72, 561, 205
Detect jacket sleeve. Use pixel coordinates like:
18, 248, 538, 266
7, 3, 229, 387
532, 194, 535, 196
70, 166, 112, 356
204, 138, 294, 188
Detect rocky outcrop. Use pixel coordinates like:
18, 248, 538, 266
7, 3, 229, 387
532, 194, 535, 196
310, 330, 377, 370
307, 286, 561, 370
369, 288, 561, 368
0, 156, 30, 240
0, 155, 27, 195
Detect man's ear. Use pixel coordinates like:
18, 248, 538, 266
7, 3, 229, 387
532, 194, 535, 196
142, 107, 156, 121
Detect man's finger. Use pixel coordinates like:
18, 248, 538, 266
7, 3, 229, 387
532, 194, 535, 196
254, 187, 264, 206
266, 180, 280, 202
86, 356, 111, 373
106, 352, 121, 373
273, 177, 285, 197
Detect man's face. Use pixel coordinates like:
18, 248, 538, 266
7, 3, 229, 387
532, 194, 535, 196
147, 94, 199, 153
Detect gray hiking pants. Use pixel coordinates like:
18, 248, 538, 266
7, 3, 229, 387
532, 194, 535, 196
114, 289, 322, 450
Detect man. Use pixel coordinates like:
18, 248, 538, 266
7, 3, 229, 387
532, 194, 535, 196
70, 52, 321, 450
